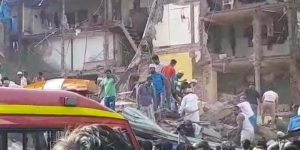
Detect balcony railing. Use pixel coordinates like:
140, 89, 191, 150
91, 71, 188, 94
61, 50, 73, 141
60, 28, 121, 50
208, 0, 267, 12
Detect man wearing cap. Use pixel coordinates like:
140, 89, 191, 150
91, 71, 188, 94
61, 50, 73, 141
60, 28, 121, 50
16, 71, 23, 85
137, 76, 156, 122
149, 64, 166, 111
173, 71, 185, 99
22, 71, 30, 87
179, 88, 200, 123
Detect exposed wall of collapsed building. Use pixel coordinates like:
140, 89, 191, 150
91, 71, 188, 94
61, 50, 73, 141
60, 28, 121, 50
191, 0, 300, 104
0, 0, 153, 78
201, 0, 300, 105
207, 14, 289, 58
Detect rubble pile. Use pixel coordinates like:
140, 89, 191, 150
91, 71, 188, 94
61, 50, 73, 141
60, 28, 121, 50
122, 107, 221, 148
201, 93, 238, 123
119, 92, 288, 147
202, 93, 283, 143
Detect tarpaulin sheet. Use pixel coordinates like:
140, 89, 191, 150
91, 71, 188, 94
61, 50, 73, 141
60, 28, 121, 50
122, 107, 221, 148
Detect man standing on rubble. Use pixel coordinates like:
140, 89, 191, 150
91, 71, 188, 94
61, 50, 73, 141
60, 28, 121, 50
237, 96, 257, 128
174, 71, 185, 98
137, 76, 156, 122
262, 88, 279, 126
152, 55, 164, 73
233, 106, 254, 147
161, 59, 177, 111
179, 88, 200, 123
100, 69, 118, 110
149, 64, 166, 111
244, 84, 261, 118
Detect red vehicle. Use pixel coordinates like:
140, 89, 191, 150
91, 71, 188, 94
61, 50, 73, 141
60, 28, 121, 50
0, 88, 140, 150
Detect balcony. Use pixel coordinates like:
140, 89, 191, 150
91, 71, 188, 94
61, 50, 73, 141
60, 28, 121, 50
206, 0, 286, 24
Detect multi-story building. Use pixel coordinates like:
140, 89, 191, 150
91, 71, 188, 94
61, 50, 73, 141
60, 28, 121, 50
0, 0, 152, 80
153, 0, 300, 103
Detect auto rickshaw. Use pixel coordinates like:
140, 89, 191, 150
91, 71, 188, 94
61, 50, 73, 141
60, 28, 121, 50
25, 78, 99, 97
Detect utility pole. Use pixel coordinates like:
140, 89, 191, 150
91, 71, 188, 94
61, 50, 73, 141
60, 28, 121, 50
190, 3, 195, 44
104, 31, 109, 70
252, 10, 262, 93
61, 0, 66, 77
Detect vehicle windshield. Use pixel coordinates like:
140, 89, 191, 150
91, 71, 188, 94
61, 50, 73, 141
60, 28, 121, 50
0, 127, 135, 150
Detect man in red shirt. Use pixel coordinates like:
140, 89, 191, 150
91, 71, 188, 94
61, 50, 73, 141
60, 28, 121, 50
161, 59, 177, 80
161, 59, 177, 111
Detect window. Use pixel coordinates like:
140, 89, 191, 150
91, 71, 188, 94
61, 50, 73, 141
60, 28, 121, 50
66, 12, 76, 28
0, 126, 136, 150
77, 10, 88, 23
0, 129, 65, 150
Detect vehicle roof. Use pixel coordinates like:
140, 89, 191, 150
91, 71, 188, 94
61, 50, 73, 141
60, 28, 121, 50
0, 88, 124, 120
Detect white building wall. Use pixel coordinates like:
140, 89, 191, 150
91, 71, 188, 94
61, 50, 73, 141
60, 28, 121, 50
42, 33, 114, 71
153, 3, 199, 47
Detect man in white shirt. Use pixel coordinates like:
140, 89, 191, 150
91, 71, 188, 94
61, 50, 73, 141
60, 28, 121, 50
237, 96, 256, 128
179, 88, 200, 123
151, 55, 164, 73
233, 106, 254, 146
21, 75, 28, 88
262, 88, 279, 125
2, 77, 20, 88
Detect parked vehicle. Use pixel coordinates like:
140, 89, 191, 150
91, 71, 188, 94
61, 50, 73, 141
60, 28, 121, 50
0, 88, 140, 150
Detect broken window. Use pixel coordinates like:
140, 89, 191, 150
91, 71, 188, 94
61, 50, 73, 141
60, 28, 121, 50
243, 13, 288, 49
66, 12, 75, 28
77, 10, 88, 23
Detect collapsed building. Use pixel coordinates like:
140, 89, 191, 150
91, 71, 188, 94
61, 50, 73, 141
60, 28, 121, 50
0, 0, 300, 105
151, 0, 300, 105
0, 0, 153, 80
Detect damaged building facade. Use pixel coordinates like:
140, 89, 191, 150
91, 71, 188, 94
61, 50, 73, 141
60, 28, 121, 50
0, 0, 153, 79
153, 0, 300, 104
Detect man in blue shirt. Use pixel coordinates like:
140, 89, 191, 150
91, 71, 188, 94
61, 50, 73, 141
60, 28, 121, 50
149, 64, 166, 111
10, 16, 18, 50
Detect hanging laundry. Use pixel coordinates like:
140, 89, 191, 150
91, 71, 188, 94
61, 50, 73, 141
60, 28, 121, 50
11, 16, 18, 33
244, 26, 253, 47
40, 10, 46, 26
54, 12, 60, 28
0, 0, 10, 19
229, 25, 236, 56
0, 0, 11, 32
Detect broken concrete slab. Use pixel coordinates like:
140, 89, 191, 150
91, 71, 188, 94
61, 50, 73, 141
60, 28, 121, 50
257, 126, 277, 141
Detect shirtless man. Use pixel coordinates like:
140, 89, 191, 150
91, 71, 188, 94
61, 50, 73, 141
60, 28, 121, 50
233, 106, 254, 147
262, 88, 279, 125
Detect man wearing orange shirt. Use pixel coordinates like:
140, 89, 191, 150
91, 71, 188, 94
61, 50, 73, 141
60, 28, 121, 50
161, 59, 177, 111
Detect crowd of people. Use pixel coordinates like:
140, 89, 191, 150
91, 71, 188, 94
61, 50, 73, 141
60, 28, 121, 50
231, 84, 282, 148
136, 55, 201, 123
98, 55, 201, 125
0, 71, 45, 88
52, 124, 212, 150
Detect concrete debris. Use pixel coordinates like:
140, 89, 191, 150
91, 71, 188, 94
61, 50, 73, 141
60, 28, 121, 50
201, 102, 233, 123
218, 93, 239, 103
257, 126, 278, 141
119, 92, 285, 146
122, 107, 221, 148
201, 93, 281, 143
